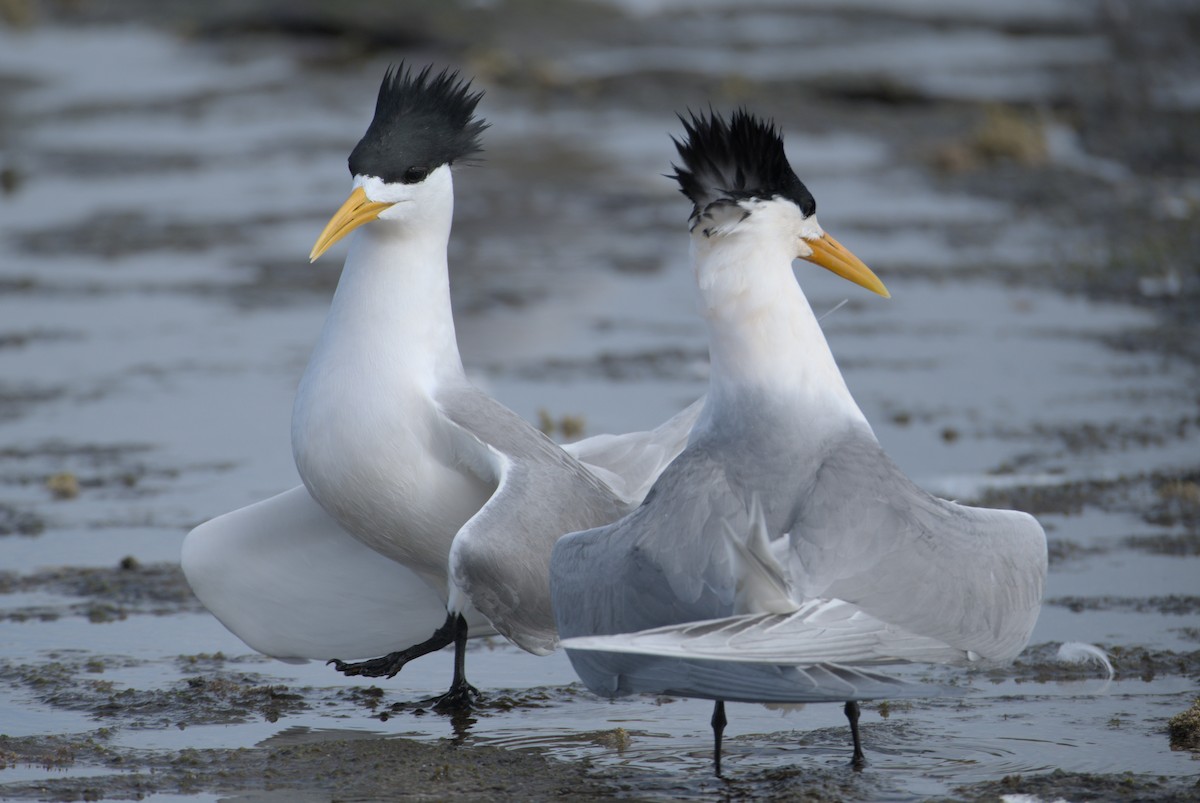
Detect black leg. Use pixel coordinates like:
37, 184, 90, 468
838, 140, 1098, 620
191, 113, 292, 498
711, 700, 727, 777
329, 611, 457, 678
431, 614, 480, 712
844, 701, 866, 769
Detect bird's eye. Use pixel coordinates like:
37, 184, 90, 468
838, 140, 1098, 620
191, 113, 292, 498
402, 166, 430, 184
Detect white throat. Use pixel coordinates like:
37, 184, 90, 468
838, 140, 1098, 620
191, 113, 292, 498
689, 204, 867, 428
302, 167, 463, 396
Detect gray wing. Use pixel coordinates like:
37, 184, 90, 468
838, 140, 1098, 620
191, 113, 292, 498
551, 445, 752, 644
789, 427, 1048, 662
560, 600, 970, 666
561, 648, 951, 704
548, 438, 979, 703
562, 396, 704, 506
549, 475, 955, 700
437, 383, 629, 656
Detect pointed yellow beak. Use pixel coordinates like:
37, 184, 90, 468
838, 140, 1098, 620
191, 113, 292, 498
801, 232, 890, 298
309, 187, 394, 263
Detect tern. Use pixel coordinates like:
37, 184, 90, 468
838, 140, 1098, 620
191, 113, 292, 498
182, 64, 700, 710
551, 110, 1047, 774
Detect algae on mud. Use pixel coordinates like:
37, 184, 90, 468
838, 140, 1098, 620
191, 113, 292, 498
1168, 698, 1200, 752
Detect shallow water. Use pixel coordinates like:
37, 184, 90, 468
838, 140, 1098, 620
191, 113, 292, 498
1, 3, 1198, 801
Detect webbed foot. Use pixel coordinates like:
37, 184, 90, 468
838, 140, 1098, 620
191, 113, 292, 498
431, 676, 482, 712
328, 611, 457, 679
329, 651, 415, 678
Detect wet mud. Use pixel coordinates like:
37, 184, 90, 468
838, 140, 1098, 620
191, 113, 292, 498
954, 770, 1200, 803
0, 729, 621, 802
0, 560, 200, 623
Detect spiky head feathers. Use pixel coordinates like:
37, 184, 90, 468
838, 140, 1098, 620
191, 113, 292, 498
348, 63, 488, 185
671, 109, 815, 224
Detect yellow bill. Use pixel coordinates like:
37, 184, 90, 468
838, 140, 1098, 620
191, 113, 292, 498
801, 232, 890, 298
309, 186, 394, 262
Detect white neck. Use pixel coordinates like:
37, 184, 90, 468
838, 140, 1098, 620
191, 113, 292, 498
689, 205, 867, 429
303, 168, 464, 395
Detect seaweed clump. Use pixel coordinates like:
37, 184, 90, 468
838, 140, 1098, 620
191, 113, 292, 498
1168, 698, 1200, 751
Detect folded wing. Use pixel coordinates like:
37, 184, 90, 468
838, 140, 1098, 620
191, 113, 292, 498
438, 384, 630, 656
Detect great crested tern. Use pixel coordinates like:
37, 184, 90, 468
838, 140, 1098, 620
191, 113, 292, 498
182, 64, 700, 710
551, 110, 1048, 773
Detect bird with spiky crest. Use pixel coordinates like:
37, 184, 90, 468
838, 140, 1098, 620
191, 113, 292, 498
553, 109, 1045, 775
183, 64, 703, 714
308, 63, 490, 261
348, 63, 488, 187
671, 109, 816, 227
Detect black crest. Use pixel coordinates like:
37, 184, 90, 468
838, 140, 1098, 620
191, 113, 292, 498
671, 109, 815, 222
348, 63, 488, 184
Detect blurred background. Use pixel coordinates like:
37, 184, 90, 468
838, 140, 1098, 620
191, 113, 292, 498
0, 0, 1197, 800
